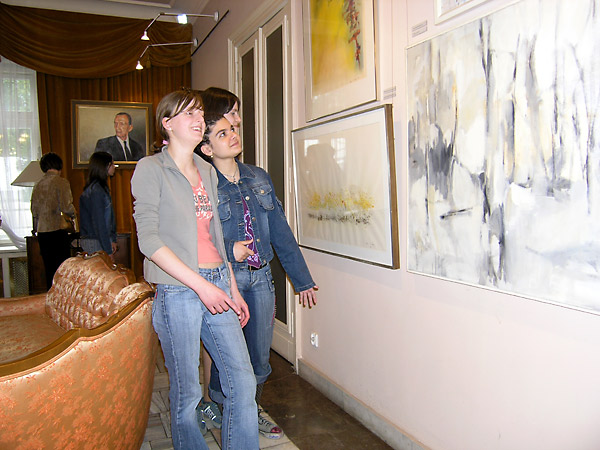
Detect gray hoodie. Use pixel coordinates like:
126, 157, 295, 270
131, 148, 229, 286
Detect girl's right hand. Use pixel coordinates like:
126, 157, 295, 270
148, 246, 243, 316
233, 239, 255, 262
195, 281, 241, 316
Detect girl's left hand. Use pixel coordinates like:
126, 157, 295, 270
231, 289, 250, 327
299, 286, 318, 308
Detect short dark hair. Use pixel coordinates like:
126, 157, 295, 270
115, 112, 132, 125
39, 152, 63, 172
201, 87, 240, 118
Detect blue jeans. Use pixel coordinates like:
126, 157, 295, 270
210, 264, 275, 404
80, 238, 103, 254
153, 264, 259, 450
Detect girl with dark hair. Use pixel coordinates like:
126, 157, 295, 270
201, 87, 241, 128
198, 88, 317, 440
131, 88, 258, 450
79, 151, 117, 259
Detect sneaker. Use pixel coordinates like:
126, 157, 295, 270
198, 397, 222, 429
258, 408, 283, 439
195, 406, 208, 436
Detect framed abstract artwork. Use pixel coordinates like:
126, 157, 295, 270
71, 100, 152, 168
407, 0, 600, 314
302, 0, 377, 121
292, 105, 399, 268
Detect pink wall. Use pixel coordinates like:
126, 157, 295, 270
193, 1, 600, 448
190, 0, 261, 90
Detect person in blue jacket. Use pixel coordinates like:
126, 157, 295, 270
198, 88, 318, 439
79, 151, 117, 259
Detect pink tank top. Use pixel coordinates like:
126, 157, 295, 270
192, 171, 222, 265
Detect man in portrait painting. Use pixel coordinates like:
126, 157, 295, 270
94, 112, 145, 161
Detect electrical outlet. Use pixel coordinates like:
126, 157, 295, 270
310, 332, 319, 348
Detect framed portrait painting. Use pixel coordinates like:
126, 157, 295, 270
302, 0, 377, 121
71, 100, 152, 168
292, 105, 399, 268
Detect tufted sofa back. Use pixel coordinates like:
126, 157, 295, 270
45, 252, 138, 330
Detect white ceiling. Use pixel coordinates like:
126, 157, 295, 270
3, 0, 210, 20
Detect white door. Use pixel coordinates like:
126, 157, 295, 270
230, 4, 296, 362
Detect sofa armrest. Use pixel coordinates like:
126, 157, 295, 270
0, 294, 157, 449
0, 294, 46, 317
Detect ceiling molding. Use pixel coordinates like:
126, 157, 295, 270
104, 0, 173, 8
2, 0, 209, 20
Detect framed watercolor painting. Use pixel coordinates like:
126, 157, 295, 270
292, 105, 399, 268
302, 0, 377, 121
71, 100, 152, 168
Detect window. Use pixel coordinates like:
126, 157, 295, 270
0, 58, 41, 244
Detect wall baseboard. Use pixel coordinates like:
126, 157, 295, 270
297, 358, 428, 450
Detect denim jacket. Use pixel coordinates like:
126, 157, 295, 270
79, 181, 116, 254
215, 162, 315, 293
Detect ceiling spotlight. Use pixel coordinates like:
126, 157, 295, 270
136, 38, 198, 70
141, 11, 219, 41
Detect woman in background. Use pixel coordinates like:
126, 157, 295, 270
200, 86, 241, 129
31, 152, 76, 289
79, 151, 117, 259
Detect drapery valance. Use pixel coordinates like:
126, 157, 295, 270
0, 2, 193, 78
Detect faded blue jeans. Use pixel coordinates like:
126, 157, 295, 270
153, 264, 259, 450
80, 237, 103, 254
209, 264, 275, 404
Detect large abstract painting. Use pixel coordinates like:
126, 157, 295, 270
293, 105, 399, 268
407, 0, 600, 314
302, 0, 377, 121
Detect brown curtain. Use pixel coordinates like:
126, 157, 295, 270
0, 2, 193, 277
0, 2, 193, 77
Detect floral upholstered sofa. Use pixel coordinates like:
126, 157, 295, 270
0, 252, 158, 449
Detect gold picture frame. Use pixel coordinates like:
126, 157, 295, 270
71, 100, 152, 168
292, 105, 399, 268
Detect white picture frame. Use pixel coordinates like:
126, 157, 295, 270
409, 0, 600, 315
302, 0, 377, 121
434, 0, 491, 24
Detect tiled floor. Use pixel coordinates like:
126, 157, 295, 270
142, 350, 391, 449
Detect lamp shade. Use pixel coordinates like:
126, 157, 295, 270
11, 161, 43, 187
